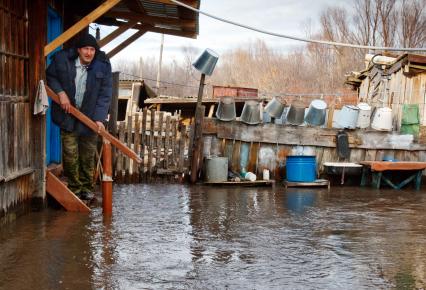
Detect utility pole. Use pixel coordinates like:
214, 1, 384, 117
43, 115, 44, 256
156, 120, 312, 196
156, 34, 164, 95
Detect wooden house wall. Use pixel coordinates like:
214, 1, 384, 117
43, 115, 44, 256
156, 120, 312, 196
1, 0, 48, 219
0, 0, 37, 218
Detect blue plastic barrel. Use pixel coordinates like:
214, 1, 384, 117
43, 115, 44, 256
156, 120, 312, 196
286, 155, 316, 182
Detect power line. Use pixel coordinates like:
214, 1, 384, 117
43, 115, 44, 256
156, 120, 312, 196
120, 72, 203, 88
170, 0, 426, 52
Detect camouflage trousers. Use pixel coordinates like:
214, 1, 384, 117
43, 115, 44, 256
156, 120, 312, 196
61, 130, 98, 194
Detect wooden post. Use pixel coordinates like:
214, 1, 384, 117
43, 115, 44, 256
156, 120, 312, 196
109, 71, 120, 168
28, 0, 47, 205
102, 139, 113, 214
196, 74, 206, 109
108, 72, 119, 136
190, 105, 205, 183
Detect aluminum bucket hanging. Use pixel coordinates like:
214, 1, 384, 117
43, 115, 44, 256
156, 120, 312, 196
371, 107, 393, 131
192, 49, 219, 76
240, 100, 262, 125
215, 96, 236, 121
356, 102, 372, 129
336, 105, 359, 129
264, 97, 286, 119
305, 99, 327, 126
286, 103, 305, 125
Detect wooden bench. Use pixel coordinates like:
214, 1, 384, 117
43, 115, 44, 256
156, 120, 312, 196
359, 161, 426, 190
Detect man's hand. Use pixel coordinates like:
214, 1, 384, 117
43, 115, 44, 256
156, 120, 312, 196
96, 121, 105, 133
58, 91, 71, 113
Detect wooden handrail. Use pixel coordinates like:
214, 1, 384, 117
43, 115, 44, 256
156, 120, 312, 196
45, 85, 142, 164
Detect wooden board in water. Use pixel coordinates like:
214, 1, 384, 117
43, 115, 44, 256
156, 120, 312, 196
204, 180, 275, 187
284, 179, 330, 189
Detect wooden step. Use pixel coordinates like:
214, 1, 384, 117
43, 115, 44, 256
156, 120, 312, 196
46, 171, 91, 213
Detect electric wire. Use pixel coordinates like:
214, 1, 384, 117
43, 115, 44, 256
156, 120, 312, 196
170, 0, 426, 52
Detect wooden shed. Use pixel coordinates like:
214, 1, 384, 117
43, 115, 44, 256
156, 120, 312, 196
346, 54, 426, 131
0, 0, 201, 222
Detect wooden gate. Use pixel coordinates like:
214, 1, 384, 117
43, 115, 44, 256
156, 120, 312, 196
113, 108, 189, 183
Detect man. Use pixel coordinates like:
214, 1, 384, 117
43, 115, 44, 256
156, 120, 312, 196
46, 33, 112, 200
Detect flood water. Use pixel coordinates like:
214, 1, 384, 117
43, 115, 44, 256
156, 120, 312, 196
1, 184, 426, 289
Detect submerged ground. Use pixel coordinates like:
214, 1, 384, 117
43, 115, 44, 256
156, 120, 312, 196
1, 184, 425, 289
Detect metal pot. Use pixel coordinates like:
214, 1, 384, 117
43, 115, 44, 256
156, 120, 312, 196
356, 102, 372, 129
240, 100, 262, 125
336, 105, 359, 129
192, 49, 219, 76
286, 104, 305, 125
372, 107, 393, 131
264, 97, 286, 119
305, 99, 327, 126
216, 96, 236, 121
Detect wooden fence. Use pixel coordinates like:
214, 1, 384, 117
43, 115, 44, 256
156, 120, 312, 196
201, 118, 426, 181
112, 108, 189, 183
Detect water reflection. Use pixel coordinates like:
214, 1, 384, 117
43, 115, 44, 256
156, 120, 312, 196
0, 211, 94, 289
286, 190, 317, 214
1, 185, 426, 288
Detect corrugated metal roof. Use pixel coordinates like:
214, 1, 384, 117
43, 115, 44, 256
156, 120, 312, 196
95, 0, 200, 37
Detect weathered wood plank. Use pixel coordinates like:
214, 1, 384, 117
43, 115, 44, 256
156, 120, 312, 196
116, 121, 125, 182
46, 171, 90, 213
164, 115, 171, 168
156, 112, 164, 171
125, 114, 133, 183
178, 124, 186, 174
44, 0, 122, 56
203, 118, 426, 150
133, 113, 140, 183
141, 107, 147, 180
148, 108, 155, 181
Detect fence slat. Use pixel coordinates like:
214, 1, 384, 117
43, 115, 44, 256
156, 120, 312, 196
164, 115, 171, 169
156, 112, 164, 173
125, 114, 133, 183
116, 121, 125, 182
148, 108, 155, 181
133, 113, 140, 183
141, 107, 147, 181
178, 124, 186, 174
171, 119, 177, 168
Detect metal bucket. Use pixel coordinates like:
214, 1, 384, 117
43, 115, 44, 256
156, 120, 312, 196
336, 105, 359, 129
371, 107, 393, 131
305, 99, 327, 126
216, 96, 236, 121
264, 97, 286, 119
240, 100, 262, 125
204, 157, 228, 182
286, 104, 306, 125
356, 102, 372, 129
192, 49, 219, 76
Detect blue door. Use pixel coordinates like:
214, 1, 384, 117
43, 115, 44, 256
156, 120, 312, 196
46, 7, 62, 164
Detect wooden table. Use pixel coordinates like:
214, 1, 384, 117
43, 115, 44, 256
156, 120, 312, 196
360, 161, 426, 190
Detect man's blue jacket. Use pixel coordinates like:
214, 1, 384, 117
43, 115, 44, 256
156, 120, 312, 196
46, 48, 112, 136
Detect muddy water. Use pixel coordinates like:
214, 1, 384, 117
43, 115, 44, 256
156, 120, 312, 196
1, 185, 426, 289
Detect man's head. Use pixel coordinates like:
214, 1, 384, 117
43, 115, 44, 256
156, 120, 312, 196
76, 34, 99, 65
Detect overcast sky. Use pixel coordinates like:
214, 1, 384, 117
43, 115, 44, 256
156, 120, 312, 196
101, 0, 352, 63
